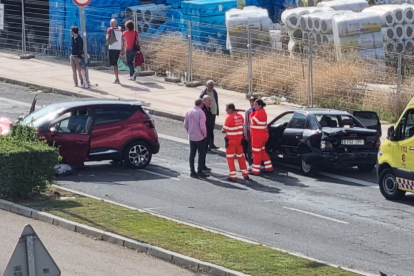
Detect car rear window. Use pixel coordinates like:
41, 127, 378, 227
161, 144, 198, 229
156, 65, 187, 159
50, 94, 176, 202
22, 105, 64, 128
353, 112, 379, 127
93, 106, 135, 125
316, 114, 363, 128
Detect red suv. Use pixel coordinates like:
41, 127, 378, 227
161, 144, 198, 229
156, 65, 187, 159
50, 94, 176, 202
21, 99, 159, 168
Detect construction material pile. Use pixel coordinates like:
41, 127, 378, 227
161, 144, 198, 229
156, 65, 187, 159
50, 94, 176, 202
363, 4, 414, 55
125, 4, 169, 33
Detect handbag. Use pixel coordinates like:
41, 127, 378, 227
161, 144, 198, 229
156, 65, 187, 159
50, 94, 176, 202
106, 29, 118, 45
134, 51, 145, 66
133, 31, 140, 52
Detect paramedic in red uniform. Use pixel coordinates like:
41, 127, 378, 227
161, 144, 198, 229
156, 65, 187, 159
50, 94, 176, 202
222, 104, 249, 182
250, 99, 273, 175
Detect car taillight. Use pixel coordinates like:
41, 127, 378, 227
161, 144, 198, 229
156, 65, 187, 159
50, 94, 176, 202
143, 119, 155, 129
375, 137, 381, 148
320, 141, 333, 151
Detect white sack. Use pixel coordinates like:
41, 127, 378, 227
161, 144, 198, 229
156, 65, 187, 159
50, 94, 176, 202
281, 7, 333, 29
334, 32, 384, 51
317, 0, 368, 12
361, 7, 395, 27
333, 13, 382, 37
322, 33, 334, 44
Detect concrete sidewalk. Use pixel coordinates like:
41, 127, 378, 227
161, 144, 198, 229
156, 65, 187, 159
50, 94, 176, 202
0, 52, 295, 126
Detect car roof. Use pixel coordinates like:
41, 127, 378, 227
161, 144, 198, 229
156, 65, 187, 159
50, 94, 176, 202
40, 99, 144, 109
299, 108, 351, 115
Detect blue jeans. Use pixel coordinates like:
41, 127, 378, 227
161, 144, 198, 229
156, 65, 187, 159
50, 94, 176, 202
126, 49, 136, 77
189, 138, 208, 174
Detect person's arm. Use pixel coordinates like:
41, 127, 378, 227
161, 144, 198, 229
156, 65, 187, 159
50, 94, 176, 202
244, 110, 249, 139
136, 31, 140, 46
199, 89, 205, 99
184, 113, 189, 132
78, 37, 84, 54
121, 33, 126, 56
200, 111, 207, 138
106, 28, 111, 42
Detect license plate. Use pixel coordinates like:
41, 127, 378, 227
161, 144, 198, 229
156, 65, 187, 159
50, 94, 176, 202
341, 139, 364, 145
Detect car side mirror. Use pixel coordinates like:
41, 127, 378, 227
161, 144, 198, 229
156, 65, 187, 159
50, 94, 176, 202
387, 126, 395, 141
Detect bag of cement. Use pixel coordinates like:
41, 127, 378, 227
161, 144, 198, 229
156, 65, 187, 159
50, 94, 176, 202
333, 13, 381, 37
335, 32, 383, 51
317, 0, 368, 12
281, 7, 333, 29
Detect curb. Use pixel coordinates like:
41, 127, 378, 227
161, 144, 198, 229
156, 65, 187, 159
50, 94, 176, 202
0, 198, 249, 276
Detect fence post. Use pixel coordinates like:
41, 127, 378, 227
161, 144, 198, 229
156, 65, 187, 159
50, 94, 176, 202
21, 0, 26, 55
187, 20, 193, 83
80, 6, 90, 86
397, 53, 402, 110
247, 26, 253, 96
308, 40, 314, 107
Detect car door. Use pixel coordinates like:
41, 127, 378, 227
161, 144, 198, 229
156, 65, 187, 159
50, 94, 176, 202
45, 108, 92, 166
266, 112, 294, 154
353, 111, 382, 137
393, 109, 414, 182
89, 105, 135, 157
282, 112, 308, 158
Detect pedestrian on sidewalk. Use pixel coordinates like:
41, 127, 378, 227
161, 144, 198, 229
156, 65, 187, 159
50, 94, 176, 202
106, 18, 123, 84
201, 95, 213, 172
184, 98, 209, 179
70, 26, 83, 87
222, 103, 249, 182
122, 20, 140, 81
78, 51, 90, 89
250, 99, 274, 176
243, 96, 257, 171
199, 80, 219, 150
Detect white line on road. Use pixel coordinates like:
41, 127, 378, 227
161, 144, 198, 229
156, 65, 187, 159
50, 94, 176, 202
141, 169, 180, 181
282, 206, 349, 225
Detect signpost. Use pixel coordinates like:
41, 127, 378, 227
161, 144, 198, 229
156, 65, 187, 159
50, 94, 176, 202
20, 0, 35, 59
3, 224, 61, 276
73, 0, 91, 87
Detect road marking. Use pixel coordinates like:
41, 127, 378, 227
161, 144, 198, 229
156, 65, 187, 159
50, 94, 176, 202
158, 133, 226, 153
141, 169, 180, 181
282, 206, 349, 225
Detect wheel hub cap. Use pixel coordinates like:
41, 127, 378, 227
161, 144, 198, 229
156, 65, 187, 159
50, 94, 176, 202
129, 145, 149, 166
383, 174, 398, 195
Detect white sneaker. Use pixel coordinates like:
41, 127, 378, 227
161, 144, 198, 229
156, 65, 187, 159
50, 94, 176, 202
128, 76, 134, 80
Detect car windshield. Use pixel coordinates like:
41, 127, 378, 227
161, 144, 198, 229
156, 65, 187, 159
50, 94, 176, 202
315, 114, 364, 128
22, 105, 64, 128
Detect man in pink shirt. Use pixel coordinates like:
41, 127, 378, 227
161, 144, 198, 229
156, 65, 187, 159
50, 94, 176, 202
184, 98, 209, 178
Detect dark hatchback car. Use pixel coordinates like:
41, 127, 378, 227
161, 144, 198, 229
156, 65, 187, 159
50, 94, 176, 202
266, 108, 382, 175
21, 99, 159, 168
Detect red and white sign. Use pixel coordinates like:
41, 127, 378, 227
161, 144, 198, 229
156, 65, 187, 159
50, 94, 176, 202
72, 0, 91, 7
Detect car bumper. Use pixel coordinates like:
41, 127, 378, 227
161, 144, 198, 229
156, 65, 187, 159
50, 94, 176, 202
151, 141, 160, 154
301, 150, 378, 166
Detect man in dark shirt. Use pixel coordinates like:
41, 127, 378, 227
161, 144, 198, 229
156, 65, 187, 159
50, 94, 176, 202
70, 27, 83, 87
201, 95, 213, 171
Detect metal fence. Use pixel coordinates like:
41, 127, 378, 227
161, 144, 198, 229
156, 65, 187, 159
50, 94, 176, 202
1, 1, 413, 120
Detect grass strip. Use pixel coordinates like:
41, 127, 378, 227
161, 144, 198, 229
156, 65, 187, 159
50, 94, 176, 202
21, 191, 357, 276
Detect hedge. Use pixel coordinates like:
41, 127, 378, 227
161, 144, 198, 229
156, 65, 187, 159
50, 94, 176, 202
0, 124, 60, 197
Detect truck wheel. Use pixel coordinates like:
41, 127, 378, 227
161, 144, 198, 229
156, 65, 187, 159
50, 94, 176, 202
358, 164, 375, 173
379, 168, 405, 200
301, 158, 318, 176
124, 141, 152, 169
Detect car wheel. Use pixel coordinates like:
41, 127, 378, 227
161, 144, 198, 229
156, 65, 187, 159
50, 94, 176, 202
379, 168, 405, 200
357, 164, 375, 173
124, 141, 152, 169
300, 158, 318, 176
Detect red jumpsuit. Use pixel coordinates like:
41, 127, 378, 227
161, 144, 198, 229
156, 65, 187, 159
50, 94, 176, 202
250, 108, 273, 175
223, 112, 248, 180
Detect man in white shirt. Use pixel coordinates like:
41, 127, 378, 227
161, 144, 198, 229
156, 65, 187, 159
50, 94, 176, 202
106, 19, 124, 84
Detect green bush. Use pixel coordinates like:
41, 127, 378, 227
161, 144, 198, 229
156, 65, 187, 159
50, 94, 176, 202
0, 124, 60, 197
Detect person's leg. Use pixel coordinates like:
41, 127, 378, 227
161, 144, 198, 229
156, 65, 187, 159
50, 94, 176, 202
197, 138, 208, 174
261, 139, 274, 172
247, 135, 253, 167
110, 50, 120, 82
251, 134, 262, 176
114, 65, 119, 80
75, 58, 83, 85
209, 115, 216, 147
226, 140, 237, 180
70, 56, 78, 86
189, 141, 197, 175
235, 143, 248, 178
126, 50, 135, 77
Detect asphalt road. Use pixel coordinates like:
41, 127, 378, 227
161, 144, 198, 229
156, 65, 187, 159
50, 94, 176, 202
0, 210, 202, 276
1, 83, 413, 276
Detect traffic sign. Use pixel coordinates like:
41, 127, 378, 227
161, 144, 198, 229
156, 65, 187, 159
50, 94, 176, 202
72, 0, 91, 7
3, 224, 61, 276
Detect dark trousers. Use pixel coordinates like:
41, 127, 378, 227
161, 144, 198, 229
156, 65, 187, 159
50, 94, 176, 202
209, 115, 216, 147
243, 133, 253, 166
126, 49, 136, 77
189, 138, 208, 174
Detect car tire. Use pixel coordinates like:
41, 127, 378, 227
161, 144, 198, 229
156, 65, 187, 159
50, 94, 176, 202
124, 141, 152, 169
300, 158, 318, 176
379, 168, 405, 200
357, 164, 375, 173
